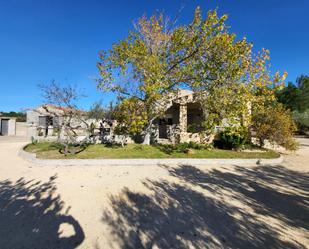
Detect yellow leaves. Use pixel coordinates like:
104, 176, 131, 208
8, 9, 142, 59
192, 6, 202, 27
114, 98, 149, 135
252, 104, 297, 150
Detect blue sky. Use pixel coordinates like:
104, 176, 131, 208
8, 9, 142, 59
0, 0, 308, 112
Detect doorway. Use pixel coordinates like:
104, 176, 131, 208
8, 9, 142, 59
0, 119, 9, 135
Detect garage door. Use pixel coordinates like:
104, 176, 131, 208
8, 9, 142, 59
1, 119, 9, 135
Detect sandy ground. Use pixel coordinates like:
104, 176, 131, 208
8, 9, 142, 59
0, 136, 308, 249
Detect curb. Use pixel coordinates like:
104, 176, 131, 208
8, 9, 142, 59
19, 147, 284, 167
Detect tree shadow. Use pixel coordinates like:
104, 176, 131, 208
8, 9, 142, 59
0, 175, 84, 249
102, 164, 308, 249
167, 164, 309, 230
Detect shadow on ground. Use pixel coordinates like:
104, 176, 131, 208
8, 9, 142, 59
102, 165, 309, 249
0, 175, 84, 249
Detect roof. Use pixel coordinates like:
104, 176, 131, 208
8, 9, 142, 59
43, 104, 81, 112
33, 104, 86, 116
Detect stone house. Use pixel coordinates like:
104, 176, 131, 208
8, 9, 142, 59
26, 105, 90, 138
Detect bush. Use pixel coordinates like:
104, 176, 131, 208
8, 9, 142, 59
174, 142, 190, 153
156, 142, 207, 154
252, 105, 298, 150
156, 144, 174, 154
218, 126, 248, 150
188, 141, 206, 150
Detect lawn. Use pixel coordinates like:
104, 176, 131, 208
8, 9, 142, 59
24, 142, 280, 159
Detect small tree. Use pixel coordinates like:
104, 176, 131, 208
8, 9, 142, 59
39, 81, 89, 155
87, 101, 106, 121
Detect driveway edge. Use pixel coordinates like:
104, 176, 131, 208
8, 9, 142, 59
19, 147, 283, 166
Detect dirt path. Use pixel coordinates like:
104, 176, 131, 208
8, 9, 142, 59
0, 136, 308, 249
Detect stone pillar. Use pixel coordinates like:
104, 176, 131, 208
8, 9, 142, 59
179, 104, 187, 133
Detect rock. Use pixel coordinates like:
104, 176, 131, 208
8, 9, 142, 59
186, 148, 195, 155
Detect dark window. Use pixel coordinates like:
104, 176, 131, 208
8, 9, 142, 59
39, 116, 47, 127
159, 119, 166, 125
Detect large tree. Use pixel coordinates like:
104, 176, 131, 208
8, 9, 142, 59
97, 7, 229, 144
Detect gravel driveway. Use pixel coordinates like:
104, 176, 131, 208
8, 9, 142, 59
0, 136, 308, 249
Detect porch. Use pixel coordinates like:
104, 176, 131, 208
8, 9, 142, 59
155, 102, 203, 144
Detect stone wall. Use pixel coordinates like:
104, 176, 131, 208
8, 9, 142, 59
26, 110, 39, 125
16, 122, 27, 136
179, 132, 201, 143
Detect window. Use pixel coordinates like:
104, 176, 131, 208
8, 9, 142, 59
38, 116, 47, 127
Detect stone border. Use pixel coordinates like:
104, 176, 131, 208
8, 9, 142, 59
19, 147, 283, 166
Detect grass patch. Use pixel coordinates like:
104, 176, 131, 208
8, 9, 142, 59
24, 142, 280, 159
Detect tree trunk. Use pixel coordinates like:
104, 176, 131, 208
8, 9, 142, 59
142, 120, 154, 145
142, 131, 151, 145
59, 124, 66, 140
64, 143, 69, 156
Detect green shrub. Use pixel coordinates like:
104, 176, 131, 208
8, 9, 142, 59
188, 141, 206, 150
174, 142, 190, 153
219, 126, 248, 150
156, 144, 174, 154
156, 142, 209, 154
